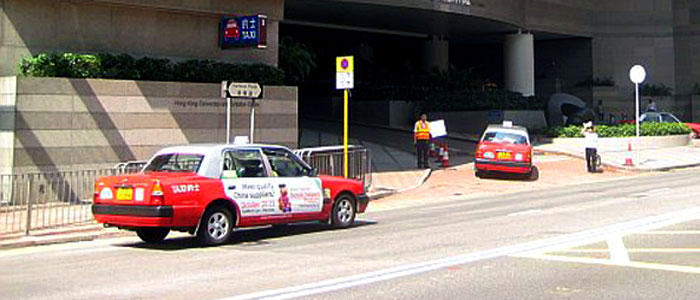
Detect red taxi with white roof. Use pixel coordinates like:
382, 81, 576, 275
92, 144, 369, 245
474, 122, 534, 178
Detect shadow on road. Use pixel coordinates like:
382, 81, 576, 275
118, 220, 377, 251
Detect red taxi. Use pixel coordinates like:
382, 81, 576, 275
474, 123, 534, 178
92, 144, 369, 245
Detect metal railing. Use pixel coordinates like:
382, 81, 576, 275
0, 168, 138, 236
294, 145, 372, 192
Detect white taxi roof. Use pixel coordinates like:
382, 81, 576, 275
153, 144, 288, 157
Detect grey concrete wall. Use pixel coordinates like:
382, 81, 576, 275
2, 76, 297, 172
0, 0, 282, 76
0, 76, 16, 174
427, 110, 546, 134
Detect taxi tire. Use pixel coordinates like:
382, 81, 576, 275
136, 228, 169, 243
331, 195, 356, 229
197, 205, 234, 246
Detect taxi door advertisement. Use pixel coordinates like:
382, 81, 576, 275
223, 178, 323, 217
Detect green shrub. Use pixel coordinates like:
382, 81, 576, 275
549, 123, 691, 138
19, 52, 284, 85
19, 53, 102, 78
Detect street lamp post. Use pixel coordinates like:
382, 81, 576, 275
629, 65, 647, 166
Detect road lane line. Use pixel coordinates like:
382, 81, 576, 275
219, 206, 700, 300
516, 253, 700, 274
552, 248, 700, 253
606, 236, 630, 263
639, 230, 700, 235
507, 209, 542, 217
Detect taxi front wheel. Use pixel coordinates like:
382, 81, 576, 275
136, 228, 169, 243
198, 205, 234, 246
331, 195, 356, 229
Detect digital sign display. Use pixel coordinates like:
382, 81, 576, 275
219, 15, 267, 49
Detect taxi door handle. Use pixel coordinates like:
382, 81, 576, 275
228, 185, 236, 190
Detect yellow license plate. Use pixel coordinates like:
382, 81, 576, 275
116, 188, 133, 201
497, 152, 512, 159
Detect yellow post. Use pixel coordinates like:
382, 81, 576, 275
343, 89, 349, 178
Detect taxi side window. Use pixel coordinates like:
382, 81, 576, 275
263, 149, 308, 177
222, 149, 267, 178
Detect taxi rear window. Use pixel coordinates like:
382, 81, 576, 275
482, 131, 528, 145
144, 153, 204, 173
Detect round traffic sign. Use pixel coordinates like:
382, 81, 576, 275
341, 59, 349, 70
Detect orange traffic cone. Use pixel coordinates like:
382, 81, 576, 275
441, 145, 450, 168
624, 142, 634, 166
436, 143, 445, 163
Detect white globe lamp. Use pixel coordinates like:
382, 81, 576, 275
629, 65, 646, 84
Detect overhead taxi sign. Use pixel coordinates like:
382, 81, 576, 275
336, 56, 354, 90
226, 82, 262, 98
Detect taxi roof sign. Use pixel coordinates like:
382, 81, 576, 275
336, 56, 354, 73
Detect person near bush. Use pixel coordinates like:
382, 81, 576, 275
581, 122, 599, 173
414, 113, 431, 169
646, 99, 658, 112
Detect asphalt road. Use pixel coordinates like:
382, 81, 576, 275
2, 169, 700, 300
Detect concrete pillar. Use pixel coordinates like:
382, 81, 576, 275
504, 32, 535, 96
421, 35, 449, 72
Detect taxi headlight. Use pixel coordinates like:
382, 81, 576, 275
515, 153, 524, 161
484, 152, 495, 159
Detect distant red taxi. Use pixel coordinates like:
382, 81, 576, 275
92, 144, 368, 246
474, 123, 534, 178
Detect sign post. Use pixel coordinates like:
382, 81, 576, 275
336, 56, 354, 178
221, 81, 263, 143
629, 65, 646, 166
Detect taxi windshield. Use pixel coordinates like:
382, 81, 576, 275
482, 131, 528, 145
144, 153, 204, 173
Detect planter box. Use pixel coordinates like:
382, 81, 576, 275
0, 76, 298, 173
550, 135, 690, 152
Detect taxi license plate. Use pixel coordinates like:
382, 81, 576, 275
497, 152, 512, 159
116, 188, 133, 201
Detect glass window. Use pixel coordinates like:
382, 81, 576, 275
641, 113, 660, 123
481, 131, 529, 145
226, 149, 267, 178
144, 153, 204, 173
661, 114, 680, 123
263, 148, 311, 177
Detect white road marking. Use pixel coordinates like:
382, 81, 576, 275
517, 253, 700, 274
219, 206, 700, 300
507, 209, 542, 217
553, 248, 700, 253
606, 236, 630, 263
640, 230, 700, 235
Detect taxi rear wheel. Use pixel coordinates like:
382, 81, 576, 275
331, 195, 356, 229
136, 228, 169, 243
197, 205, 234, 246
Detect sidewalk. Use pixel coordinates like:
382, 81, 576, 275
535, 142, 700, 171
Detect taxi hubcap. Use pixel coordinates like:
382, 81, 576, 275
337, 199, 353, 223
207, 212, 229, 240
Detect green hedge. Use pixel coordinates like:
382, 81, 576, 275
548, 123, 691, 138
18, 53, 284, 85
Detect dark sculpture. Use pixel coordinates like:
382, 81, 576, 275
546, 93, 596, 127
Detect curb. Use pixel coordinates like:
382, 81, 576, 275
534, 149, 700, 173
0, 228, 132, 250
368, 168, 433, 200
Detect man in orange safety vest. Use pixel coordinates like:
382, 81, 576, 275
414, 113, 431, 169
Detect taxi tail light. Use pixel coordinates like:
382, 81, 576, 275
93, 182, 100, 203
151, 180, 165, 205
